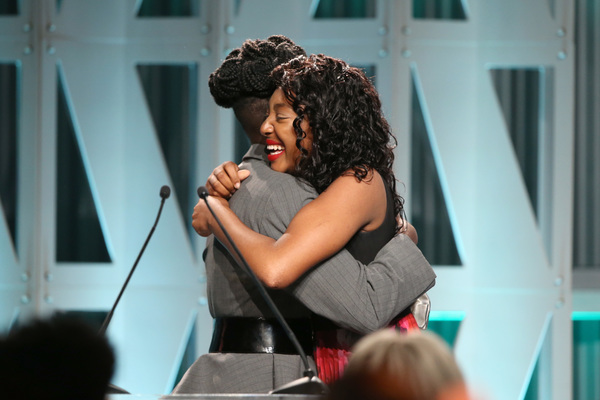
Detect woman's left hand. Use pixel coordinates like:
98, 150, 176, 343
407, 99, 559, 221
192, 196, 230, 236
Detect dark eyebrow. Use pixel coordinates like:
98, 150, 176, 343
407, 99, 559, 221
273, 103, 292, 112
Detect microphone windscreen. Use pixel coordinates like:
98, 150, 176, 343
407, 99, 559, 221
160, 185, 171, 199
197, 186, 209, 199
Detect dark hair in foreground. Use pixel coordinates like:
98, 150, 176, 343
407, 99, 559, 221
272, 54, 404, 227
0, 314, 115, 400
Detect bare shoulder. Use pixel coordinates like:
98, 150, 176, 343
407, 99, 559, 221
325, 168, 386, 196
302, 169, 386, 231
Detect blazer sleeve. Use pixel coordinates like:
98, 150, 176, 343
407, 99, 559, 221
255, 174, 436, 334
290, 234, 436, 335
255, 176, 316, 238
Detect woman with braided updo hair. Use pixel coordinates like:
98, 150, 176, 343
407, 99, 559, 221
174, 36, 314, 394
194, 54, 422, 385
208, 35, 305, 145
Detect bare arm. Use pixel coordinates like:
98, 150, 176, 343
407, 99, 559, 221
206, 161, 419, 245
193, 172, 387, 288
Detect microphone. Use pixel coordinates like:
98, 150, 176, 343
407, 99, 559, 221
99, 185, 171, 394
197, 186, 328, 395
99, 185, 170, 335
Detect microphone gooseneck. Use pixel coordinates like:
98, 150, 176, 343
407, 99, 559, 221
197, 186, 327, 394
98, 185, 171, 337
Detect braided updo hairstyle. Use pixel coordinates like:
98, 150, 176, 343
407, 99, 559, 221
208, 35, 306, 108
271, 54, 405, 230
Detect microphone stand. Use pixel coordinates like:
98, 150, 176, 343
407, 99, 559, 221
100, 185, 171, 394
197, 187, 328, 395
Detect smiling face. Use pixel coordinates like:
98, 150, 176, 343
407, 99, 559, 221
260, 88, 313, 174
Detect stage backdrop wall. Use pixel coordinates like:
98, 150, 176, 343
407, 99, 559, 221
1, 1, 598, 399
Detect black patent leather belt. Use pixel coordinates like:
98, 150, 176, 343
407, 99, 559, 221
209, 317, 314, 355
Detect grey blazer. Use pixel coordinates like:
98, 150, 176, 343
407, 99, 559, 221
172, 144, 436, 394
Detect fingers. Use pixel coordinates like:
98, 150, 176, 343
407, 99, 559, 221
205, 161, 251, 199
223, 162, 241, 189
206, 162, 238, 198
238, 169, 251, 181
402, 220, 418, 245
192, 199, 212, 236
191, 196, 231, 237
206, 174, 232, 198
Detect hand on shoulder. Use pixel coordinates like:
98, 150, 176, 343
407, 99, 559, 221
206, 161, 251, 198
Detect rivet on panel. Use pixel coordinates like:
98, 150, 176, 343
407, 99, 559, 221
225, 25, 235, 35
200, 47, 211, 57
201, 24, 211, 34
554, 276, 563, 286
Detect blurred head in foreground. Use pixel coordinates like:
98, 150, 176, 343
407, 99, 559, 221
0, 314, 115, 400
328, 329, 469, 400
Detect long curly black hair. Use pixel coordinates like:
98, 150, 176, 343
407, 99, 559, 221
271, 54, 405, 228
208, 35, 306, 108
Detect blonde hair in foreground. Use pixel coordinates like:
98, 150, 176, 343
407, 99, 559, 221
332, 329, 468, 400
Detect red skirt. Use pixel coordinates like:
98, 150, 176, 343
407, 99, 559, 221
314, 312, 420, 384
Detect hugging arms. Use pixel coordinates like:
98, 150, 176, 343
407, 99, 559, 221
197, 154, 435, 333
193, 55, 435, 331
194, 54, 431, 292
174, 38, 435, 395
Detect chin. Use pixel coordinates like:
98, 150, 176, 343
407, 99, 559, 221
270, 164, 286, 173
271, 161, 293, 174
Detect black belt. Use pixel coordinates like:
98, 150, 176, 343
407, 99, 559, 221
209, 317, 314, 355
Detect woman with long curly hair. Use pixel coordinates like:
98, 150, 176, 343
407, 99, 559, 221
193, 54, 419, 383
